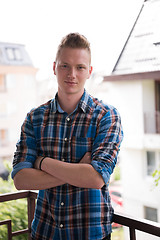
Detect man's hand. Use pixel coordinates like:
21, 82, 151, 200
79, 152, 91, 164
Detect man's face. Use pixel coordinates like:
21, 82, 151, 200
53, 47, 92, 97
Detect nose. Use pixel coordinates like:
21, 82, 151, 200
68, 67, 76, 78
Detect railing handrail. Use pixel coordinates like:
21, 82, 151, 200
0, 191, 160, 240
113, 212, 160, 238
0, 190, 37, 240
0, 190, 37, 202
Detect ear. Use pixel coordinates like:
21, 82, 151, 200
53, 62, 56, 75
88, 66, 93, 78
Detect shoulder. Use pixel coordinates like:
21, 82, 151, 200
88, 94, 119, 117
26, 99, 53, 124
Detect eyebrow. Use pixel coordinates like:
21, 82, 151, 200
59, 61, 87, 66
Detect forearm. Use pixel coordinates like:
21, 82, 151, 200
13, 168, 65, 190
41, 157, 104, 189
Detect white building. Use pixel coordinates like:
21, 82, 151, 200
102, 0, 160, 239
0, 42, 37, 176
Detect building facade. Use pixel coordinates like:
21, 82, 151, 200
0, 42, 37, 176
102, 0, 160, 239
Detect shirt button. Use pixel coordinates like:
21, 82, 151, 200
64, 137, 68, 142
61, 202, 64, 206
66, 117, 70, 122
60, 224, 63, 228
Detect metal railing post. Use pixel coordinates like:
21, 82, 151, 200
0, 220, 12, 240
129, 228, 136, 240
27, 191, 36, 240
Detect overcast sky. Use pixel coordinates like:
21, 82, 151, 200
1, 0, 144, 80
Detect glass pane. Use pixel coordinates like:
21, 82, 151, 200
0, 75, 6, 91
144, 206, 158, 222
0, 129, 8, 146
14, 48, 22, 60
0, 103, 7, 117
147, 151, 156, 175
6, 48, 14, 60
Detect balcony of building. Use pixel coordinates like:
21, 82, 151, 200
144, 111, 160, 134
0, 191, 160, 240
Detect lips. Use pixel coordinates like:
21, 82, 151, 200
65, 81, 77, 85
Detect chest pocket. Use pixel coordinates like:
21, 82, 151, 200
71, 137, 93, 163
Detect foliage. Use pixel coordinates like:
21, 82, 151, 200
0, 161, 16, 193
152, 168, 160, 187
0, 161, 28, 240
114, 165, 121, 181
112, 227, 124, 240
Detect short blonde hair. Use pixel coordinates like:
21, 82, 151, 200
55, 33, 91, 62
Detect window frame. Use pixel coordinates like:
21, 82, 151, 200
0, 75, 6, 92
146, 150, 160, 177
144, 206, 158, 222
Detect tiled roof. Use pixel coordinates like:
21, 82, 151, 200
0, 42, 33, 66
112, 0, 160, 75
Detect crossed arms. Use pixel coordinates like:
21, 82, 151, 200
14, 152, 105, 190
13, 104, 123, 191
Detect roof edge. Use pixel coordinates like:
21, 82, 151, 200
103, 71, 160, 82
112, 2, 145, 73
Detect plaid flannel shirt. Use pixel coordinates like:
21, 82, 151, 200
12, 90, 123, 240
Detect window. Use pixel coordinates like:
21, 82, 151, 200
6, 48, 14, 60
147, 151, 156, 176
0, 75, 6, 92
0, 129, 8, 147
0, 102, 16, 117
6, 74, 17, 89
144, 206, 158, 222
146, 151, 160, 176
7, 102, 17, 115
6, 48, 22, 61
0, 103, 7, 117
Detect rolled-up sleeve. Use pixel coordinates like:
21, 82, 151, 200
11, 112, 37, 179
91, 107, 123, 185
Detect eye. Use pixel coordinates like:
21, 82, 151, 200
77, 65, 86, 70
60, 64, 68, 69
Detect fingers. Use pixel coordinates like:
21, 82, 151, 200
80, 152, 91, 164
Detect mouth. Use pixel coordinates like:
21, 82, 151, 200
65, 81, 77, 85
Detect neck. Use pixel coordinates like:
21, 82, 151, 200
57, 91, 84, 114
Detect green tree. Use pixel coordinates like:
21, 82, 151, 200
0, 161, 28, 240
152, 168, 160, 187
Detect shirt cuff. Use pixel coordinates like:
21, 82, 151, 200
91, 160, 111, 185
11, 162, 33, 179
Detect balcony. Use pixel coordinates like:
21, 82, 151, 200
0, 191, 160, 240
144, 111, 160, 134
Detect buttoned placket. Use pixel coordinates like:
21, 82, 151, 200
59, 200, 65, 229
59, 115, 72, 230
61, 115, 72, 163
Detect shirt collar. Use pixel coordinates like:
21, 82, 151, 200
78, 89, 90, 113
57, 101, 64, 113
51, 93, 58, 113
51, 89, 90, 114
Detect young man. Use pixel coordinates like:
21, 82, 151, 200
12, 33, 123, 240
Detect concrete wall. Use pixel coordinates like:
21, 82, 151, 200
0, 71, 37, 173
91, 79, 160, 240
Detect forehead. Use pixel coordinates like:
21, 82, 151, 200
57, 47, 91, 64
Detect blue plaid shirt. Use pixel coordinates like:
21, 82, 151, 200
12, 90, 123, 240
